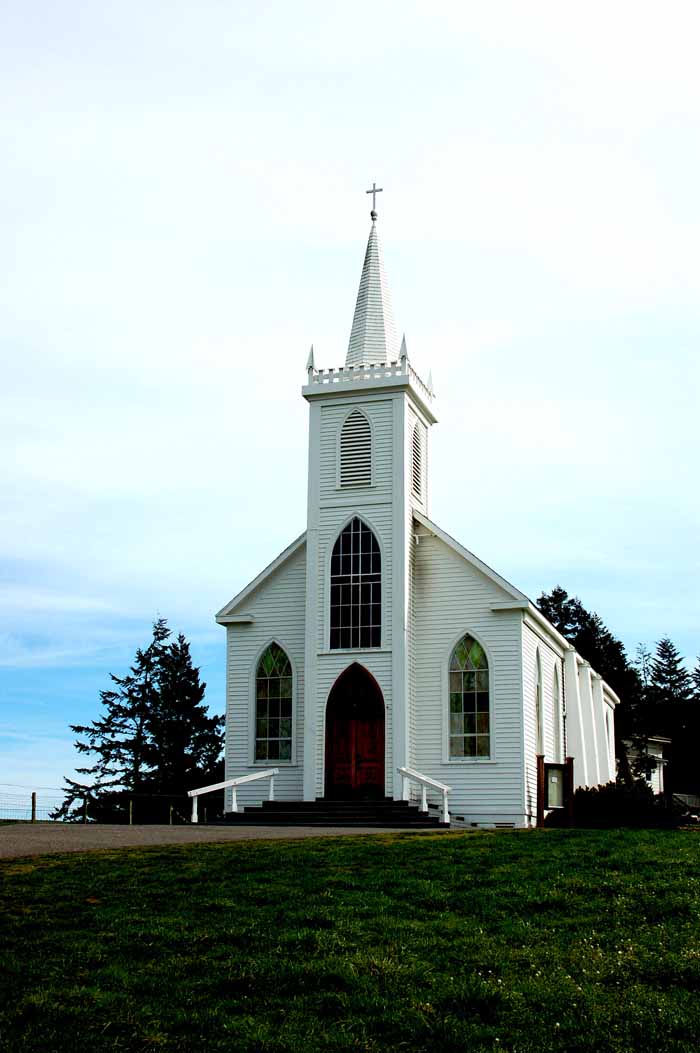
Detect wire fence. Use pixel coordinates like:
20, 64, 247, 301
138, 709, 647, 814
0, 784, 223, 824
0, 788, 65, 821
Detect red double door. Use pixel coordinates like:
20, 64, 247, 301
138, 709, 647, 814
325, 664, 385, 799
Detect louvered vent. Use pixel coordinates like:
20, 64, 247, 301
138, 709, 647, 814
340, 410, 372, 487
411, 422, 423, 498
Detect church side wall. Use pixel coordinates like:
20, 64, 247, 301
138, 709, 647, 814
412, 534, 525, 826
223, 543, 306, 809
521, 623, 563, 824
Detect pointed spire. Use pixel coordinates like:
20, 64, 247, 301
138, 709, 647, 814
306, 344, 315, 371
400, 333, 408, 366
427, 369, 434, 394
346, 212, 398, 367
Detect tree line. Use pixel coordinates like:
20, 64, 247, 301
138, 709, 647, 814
538, 587, 699, 794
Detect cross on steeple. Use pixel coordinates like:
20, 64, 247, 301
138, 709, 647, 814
366, 181, 383, 216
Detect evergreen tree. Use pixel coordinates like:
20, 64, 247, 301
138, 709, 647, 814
649, 637, 696, 793
143, 633, 223, 795
52, 619, 223, 821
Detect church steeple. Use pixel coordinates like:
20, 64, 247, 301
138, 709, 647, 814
346, 202, 398, 368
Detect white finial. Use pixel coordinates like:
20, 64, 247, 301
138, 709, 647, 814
366, 181, 383, 220
306, 345, 315, 372
427, 369, 434, 394
400, 334, 408, 365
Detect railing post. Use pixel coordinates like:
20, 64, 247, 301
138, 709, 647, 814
442, 789, 450, 825
31, 791, 37, 823
192, 795, 198, 824
231, 787, 238, 813
269, 774, 275, 802
420, 785, 428, 813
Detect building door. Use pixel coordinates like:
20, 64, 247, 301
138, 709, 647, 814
325, 664, 385, 799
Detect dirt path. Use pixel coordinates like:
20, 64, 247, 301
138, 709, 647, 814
0, 823, 448, 860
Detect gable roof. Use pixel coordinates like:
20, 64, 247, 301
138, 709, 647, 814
216, 532, 306, 624
413, 510, 529, 604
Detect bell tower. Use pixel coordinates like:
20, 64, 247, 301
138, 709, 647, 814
301, 190, 437, 800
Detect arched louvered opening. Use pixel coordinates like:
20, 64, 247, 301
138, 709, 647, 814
552, 664, 562, 762
411, 421, 422, 499
330, 517, 381, 649
340, 410, 371, 488
449, 634, 490, 758
535, 650, 544, 756
255, 643, 293, 762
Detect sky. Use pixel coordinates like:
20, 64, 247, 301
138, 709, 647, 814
2, 1, 699, 793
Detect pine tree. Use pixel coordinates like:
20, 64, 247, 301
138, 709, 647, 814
647, 637, 695, 793
143, 633, 223, 795
649, 638, 692, 711
52, 619, 223, 822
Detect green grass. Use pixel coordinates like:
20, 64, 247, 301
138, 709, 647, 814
1, 830, 700, 1052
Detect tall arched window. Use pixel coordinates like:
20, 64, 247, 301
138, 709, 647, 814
339, 410, 371, 488
330, 517, 381, 649
411, 421, 423, 498
535, 649, 544, 755
552, 664, 561, 762
255, 643, 292, 762
449, 634, 490, 758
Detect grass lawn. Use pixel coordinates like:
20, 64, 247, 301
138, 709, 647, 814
1, 830, 699, 1052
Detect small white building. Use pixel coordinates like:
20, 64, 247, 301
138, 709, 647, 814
216, 203, 619, 827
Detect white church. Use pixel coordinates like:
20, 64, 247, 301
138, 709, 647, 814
211, 192, 619, 829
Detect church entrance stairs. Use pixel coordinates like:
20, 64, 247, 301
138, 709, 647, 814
211, 798, 449, 828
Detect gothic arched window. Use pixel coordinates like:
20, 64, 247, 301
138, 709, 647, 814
411, 421, 423, 498
449, 634, 490, 757
552, 663, 562, 762
330, 517, 381, 649
255, 643, 293, 762
339, 410, 372, 488
535, 649, 544, 755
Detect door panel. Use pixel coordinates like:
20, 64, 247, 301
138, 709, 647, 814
325, 664, 385, 799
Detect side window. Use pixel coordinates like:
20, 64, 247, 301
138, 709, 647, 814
449, 635, 490, 758
339, 410, 371, 488
330, 518, 381, 649
552, 664, 561, 762
255, 643, 292, 762
535, 649, 544, 755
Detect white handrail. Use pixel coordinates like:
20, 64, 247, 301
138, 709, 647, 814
187, 768, 279, 823
398, 766, 451, 824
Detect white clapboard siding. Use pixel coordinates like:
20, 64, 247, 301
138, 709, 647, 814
412, 533, 526, 826
319, 399, 393, 500
224, 542, 306, 808
521, 624, 562, 820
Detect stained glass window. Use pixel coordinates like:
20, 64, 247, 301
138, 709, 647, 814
449, 634, 490, 758
255, 643, 293, 762
330, 517, 381, 650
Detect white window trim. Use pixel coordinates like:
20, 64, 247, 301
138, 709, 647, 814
442, 629, 497, 764
248, 637, 299, 767
324, 512, 386, 652
336, 407, 375, 490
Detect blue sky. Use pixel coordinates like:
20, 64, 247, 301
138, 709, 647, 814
2, 2, 698, 790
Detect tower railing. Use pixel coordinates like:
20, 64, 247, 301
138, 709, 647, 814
307, 359, 433, 401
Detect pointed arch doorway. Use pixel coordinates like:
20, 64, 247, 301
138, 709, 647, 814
324, 664, 385, 800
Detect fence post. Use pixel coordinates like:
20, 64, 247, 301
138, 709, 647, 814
83, 797, 88, 824
129, 799, 133, 826
169, 804, 173, 826
31, 792, 37, 823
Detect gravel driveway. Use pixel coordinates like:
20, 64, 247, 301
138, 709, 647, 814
0, 823, 447, 860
